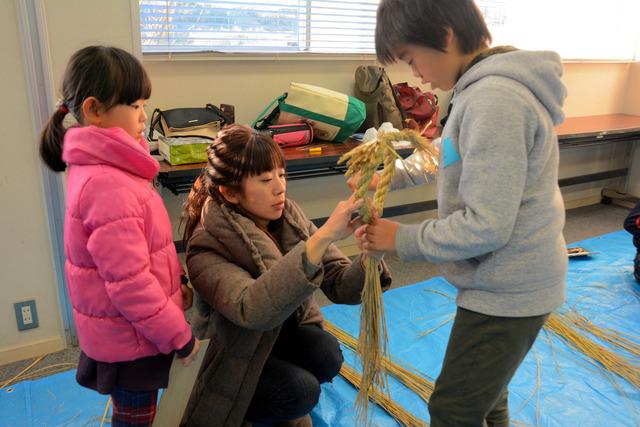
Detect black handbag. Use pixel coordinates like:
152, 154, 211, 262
149, 104, 233, 141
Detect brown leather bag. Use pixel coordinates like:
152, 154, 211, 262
354, 65, 405, 131
393, 83, 440, 138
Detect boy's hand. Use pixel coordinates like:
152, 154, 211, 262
181, 284, 193, 311
355, 211, 399, 255
179, 338, 201, 367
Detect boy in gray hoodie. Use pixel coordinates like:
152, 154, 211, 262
355, 0, 567, 425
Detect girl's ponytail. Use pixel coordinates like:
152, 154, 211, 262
39, 107, 69, 172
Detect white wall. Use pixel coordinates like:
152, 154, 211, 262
0, 0, 140, 364
563, 62, 630, 116
0, 1, 64, 364
2, 0, 639, 362
43, 0, 137, 86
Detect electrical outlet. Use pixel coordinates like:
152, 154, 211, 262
14, 300, 38, 331
21, 306, 33, 324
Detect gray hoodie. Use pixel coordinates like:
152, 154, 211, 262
395, 50, 567, 317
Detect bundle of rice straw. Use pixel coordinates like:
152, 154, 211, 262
339, 363, 429, 427
325, 321, 434, 404
545, 313, 640, 388
561, 310, 640, 358
338, 130, 438, 424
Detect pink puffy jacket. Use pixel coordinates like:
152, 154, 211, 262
62, 126, 192, 363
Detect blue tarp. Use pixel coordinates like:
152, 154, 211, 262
1, 230, 639, 426
1, 370, 110, 426
312, 230, 640, 427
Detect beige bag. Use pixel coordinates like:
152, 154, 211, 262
354, 66, 405, 131
149, 104, 231, 141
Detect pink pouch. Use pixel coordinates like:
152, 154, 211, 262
267, 123, 314, 148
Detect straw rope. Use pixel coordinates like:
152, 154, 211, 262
338, 129, 438, 424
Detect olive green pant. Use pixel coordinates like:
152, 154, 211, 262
428, 307, 549, 427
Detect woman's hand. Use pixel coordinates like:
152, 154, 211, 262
306, 194, 363, 265
318, 193, 364, 242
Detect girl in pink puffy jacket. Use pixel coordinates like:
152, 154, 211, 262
39, 46, 200, 427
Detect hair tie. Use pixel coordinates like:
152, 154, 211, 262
55, 99, 68, 114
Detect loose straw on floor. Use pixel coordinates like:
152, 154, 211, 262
100, 397, 112, 427
562, 310, 640, 358
339, 363, 428, 427
544, 313, 640, 388
0, 355, 46, 390
3, 363, 77, 384
325, 321, 434, 404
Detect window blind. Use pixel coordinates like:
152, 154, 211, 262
139, 0, 378, 54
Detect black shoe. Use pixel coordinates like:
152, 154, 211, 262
634, 252, 640, 283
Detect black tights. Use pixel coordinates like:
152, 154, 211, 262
245, 323, 343, 424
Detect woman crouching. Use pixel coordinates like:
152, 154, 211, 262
181, 125, 391, 426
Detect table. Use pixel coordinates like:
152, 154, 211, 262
555, 114, 640, 188
157, 114, 640, 194
157, 139, 415, 195
161, 114, 640, 252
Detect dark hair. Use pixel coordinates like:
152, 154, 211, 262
375, 0, 492, 65
39, 46, 151, 172
182, 125, 286, 242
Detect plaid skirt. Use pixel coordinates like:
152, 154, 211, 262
111, 388, 159, 427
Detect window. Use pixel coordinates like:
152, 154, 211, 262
139, 0, 640, 60
139, 0, 378, 54
484, 0, 640, 61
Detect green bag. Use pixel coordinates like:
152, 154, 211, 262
158, 135, 209, 165
252, 82, 366, 142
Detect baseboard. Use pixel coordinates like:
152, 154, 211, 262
601, 188, 639, 209
563, 195, 603, 210
0, 337, 66, 365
